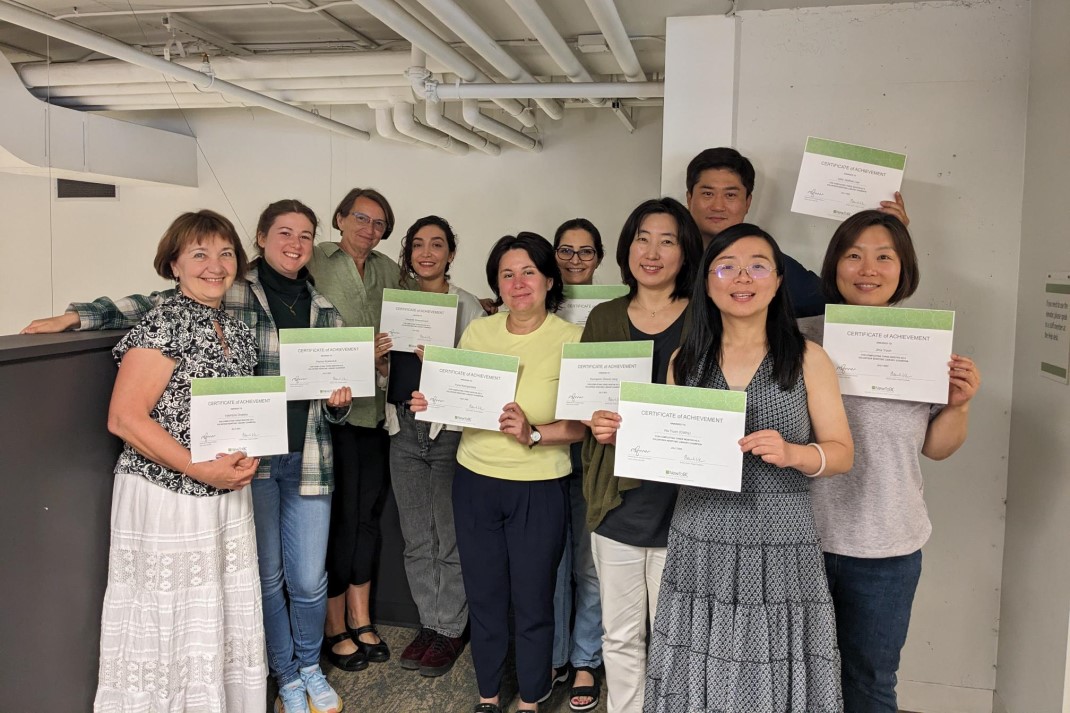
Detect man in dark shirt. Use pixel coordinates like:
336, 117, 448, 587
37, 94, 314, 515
684, 147, 909, 317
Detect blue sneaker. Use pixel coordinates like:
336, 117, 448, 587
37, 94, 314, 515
275, 678, 310, 713
300, 664, 343, 713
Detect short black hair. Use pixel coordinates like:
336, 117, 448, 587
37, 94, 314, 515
485, 232, 565, 312
331, 187, 395, 240
686, 147, 756, 197
820, 210, 920, 305
553, 218, 605, 261
615, 197, 702, 301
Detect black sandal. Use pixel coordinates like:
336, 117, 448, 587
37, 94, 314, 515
473, 704, 502, 713
322, 631, 368, 672
568, 666, 601, 712
349, 623, 390, 663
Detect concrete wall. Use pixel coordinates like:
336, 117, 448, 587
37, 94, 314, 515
995, 0, 1070, 711
659, 2, 1029, 710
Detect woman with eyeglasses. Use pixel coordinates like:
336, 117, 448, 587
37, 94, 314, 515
311, 188, 398, 672
383, 216, 485, 677
798, 211, 979, 713
549, 219, 606, 711
641, 223, 854, 713
580, 198, 702, 713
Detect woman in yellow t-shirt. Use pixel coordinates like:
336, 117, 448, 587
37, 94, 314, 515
411, 232, 585, 713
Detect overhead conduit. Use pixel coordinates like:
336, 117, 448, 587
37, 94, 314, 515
349, 0, 534, 127
584, 0, 648, 82
413, 0, 562, 120
0, 1, 371, 141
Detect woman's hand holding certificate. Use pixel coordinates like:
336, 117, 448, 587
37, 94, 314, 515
414, 345, 519, 431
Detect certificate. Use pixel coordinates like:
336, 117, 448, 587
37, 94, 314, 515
615, 382, 747, 491
189, 376, 288, 462
416, 345, 519, 431
555, 341, 654, 420
279, 327, 375, 400
790, 137, 907, 222
822, 304, 954, 404
380, 288, 459, 353
558, 284, 630, 327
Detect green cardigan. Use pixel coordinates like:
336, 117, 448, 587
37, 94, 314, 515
580, 295, 692, 531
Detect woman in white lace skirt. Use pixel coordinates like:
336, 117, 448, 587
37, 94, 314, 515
94, 210, 267, 712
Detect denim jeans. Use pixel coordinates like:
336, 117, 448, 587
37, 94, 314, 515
390, 406, 468, 637
251, 452, 332, 685
552, 467, 604, 670
824, 550, 923, 713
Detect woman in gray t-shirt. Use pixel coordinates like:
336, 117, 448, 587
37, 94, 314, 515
800, 210, 981, 713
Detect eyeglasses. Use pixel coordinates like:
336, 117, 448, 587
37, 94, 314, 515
556, 246, 598, 262
709, 263, 777, 280
349, 211, 388, 235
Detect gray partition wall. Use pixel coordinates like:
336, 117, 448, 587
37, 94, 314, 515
0, 331, 418, 710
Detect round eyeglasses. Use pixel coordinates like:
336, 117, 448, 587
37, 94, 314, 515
710, 263, 777, 280
556, 246, 598, 262
349, 211, 388, 235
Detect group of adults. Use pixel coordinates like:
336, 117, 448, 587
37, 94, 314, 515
23, 147, 981, 713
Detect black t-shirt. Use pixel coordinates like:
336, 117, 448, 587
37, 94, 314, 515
594, 311, 685, 548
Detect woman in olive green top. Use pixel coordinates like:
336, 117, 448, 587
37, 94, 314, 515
314, 187, 399, 670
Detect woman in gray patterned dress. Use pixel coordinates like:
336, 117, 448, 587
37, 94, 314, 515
641, 224, 854, 713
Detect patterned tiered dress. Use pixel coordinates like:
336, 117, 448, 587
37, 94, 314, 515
644, 353, 842, 713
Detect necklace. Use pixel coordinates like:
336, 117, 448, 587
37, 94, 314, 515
633, 297, 672, 318
281, 293, 300, 316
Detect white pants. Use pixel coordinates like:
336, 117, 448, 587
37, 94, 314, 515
591, 532, 667, 713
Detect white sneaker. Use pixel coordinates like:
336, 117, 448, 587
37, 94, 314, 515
300, 664, 343, 713
275, 678, 310, 713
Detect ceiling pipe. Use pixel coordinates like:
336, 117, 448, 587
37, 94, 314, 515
393, 102, 468, 154
412, 0, 562, 121
349, 0, 534, 128
583, 0, 647, 82
462, 100, 539, 152
406, 46, 497, 155
0, 2, 371, 141
17, 53, 444, 87
374, 105, 417, 143
31, 75, 412, 98
501, 0, 606, 109
425, 99, 499, 155
431, 81, 664, 100
42, 86, 416, 109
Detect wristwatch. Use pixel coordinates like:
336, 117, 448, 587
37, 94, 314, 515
528, 426, 542, 448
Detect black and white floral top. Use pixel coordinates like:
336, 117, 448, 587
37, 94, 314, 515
112, 293, 258, 496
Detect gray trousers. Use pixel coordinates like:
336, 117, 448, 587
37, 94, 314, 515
389, 405, 468, 637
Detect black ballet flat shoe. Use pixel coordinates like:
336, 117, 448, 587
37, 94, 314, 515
323, 631, 368, 672
349, 623, 390, 663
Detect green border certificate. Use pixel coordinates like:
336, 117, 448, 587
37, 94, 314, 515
279, 327, 375, 400
559, 284, 630, 327
823, 304, 954, 403
1041, 273, 1070, 383
791, 137, 907, 221
416, 346, 519, 431
615, 381, 747, 491
380, 288, 459, 353
189, 376, 288, 462
555, 341, 653, 420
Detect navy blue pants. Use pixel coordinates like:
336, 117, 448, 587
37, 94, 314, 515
825, 550, 923, 713
453, 464, 568, 703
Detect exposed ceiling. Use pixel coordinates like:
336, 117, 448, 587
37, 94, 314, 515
0, 0, 919, 154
